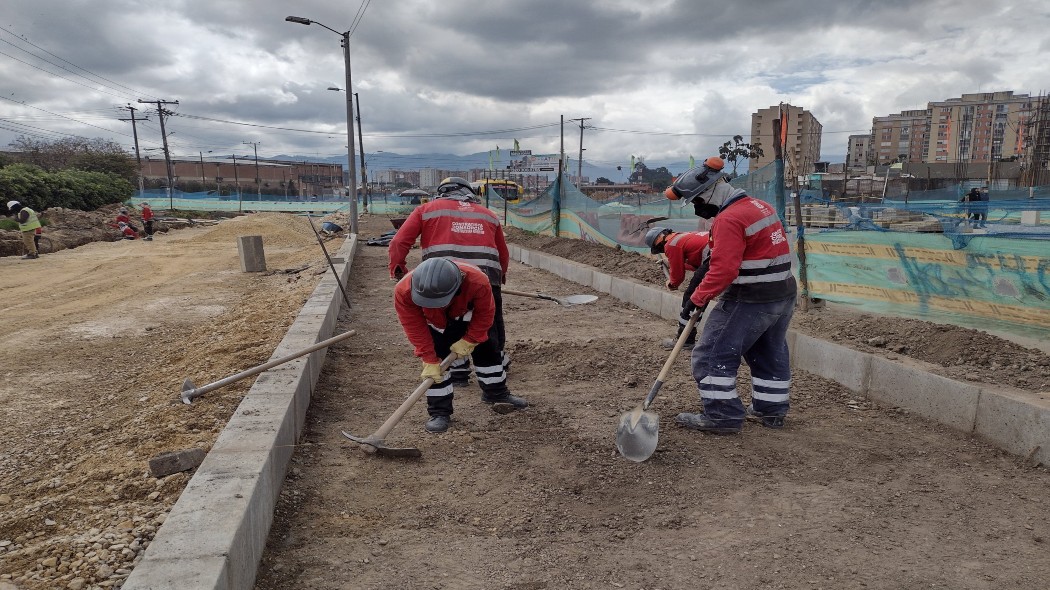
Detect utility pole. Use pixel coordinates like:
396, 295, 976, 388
243, 141, 261, 200
354, 92, 368, 211
232, 154, 242, 212
138, 99, 179, 210
119, 104, 149, 197
570, 117, 590, 186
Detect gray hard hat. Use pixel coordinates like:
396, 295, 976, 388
411, 258, 463, 308
436, 176, 474, 195
644, 227, 673, 254
664, 156, 727, 201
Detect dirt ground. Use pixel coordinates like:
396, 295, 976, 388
0, 210, 349, 589
2, 211, 1048, 590
253, 216, 1050, 590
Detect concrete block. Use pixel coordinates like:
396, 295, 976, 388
148, 448, 207, 478
546, 256, 569, 278
530, 252, 552, 273
1020, 210, 1041, 225
632, 283, 663, 315
564, 260, 594, 287
660, 291, 682, 323
974, 386, 1050, 465
609, 277, 635, 303
867, 356, 979, 432
237, 235, 266, 272
591, 270, 612, 294
791, 333, 871, 394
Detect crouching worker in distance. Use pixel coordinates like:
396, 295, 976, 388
664, 157, 797, 434
394, 258, 528, 433
644, 226, 711, 350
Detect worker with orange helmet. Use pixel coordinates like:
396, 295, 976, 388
663, 156, 796, 434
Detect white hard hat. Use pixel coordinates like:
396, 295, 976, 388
6, 200, 20, 210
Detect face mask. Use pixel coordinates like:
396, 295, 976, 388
693, 199, 720, 219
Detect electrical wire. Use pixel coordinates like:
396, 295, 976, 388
348, 0, 372, 38
0, 95, 135, 139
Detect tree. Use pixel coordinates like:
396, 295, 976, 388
718, 135, 764, 177
595, 176, 613, 185
7, 136, 137, 185
630, 162, 673, 189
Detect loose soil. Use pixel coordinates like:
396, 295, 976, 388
254, 216, 1050, 590
0, 209, 350, 590
2, 211, 1048, 590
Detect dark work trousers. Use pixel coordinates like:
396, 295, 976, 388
690, 297, 795, 427
451, 285, 506, 381
144, 220, 154, 237
678, 267, 708, 336
427, 318, 509, 417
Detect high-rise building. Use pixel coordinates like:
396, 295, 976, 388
870, 109, 931, 166
749, 104, 822, 172
846, 135, 871, 170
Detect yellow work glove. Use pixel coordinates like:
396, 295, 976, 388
420, 362, 443, 381
450, 339, 477, 357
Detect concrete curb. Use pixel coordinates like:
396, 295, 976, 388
123, 235, 359, 590
507, 244, 1050, 465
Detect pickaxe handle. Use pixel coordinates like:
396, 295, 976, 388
367, 353, 459, 443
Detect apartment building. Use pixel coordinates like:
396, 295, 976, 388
846, 134, 871, 170
749, 104, 823, 172
870, 91, 1039, 165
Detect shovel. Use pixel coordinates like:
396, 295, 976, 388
502, 288, 598, 307
615, 308, 703, 462
181, 330, 357, 404
341, 353, 458, 458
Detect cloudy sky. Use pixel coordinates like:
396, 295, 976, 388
2, 0, 1048, 171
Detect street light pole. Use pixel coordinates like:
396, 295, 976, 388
354, 91, 368, 211
287, 15, 358, 233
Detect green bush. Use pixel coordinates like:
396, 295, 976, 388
0, 163, 132, 211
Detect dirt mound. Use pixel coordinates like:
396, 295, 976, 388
502, 226, 1050, 392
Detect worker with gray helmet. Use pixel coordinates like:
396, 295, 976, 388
663, 157, 797, 433
388, 176, 512, 385
645, 226, 712, 350
393, 257, 527, 433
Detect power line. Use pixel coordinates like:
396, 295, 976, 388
348, 0, 372, 38
0, 95, 135, 138
0, 25, 160, 101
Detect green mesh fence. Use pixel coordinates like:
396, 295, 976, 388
134, 169, 1050, 338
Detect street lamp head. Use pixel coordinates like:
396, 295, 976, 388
285, 16, 312, 25
328, 87, 343, 91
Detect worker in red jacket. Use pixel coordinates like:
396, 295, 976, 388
388, 177, 512, 385
117, 221, 138, 240
139, 202, 155, 241
394, 257, 527, 433
644, 227, 710, 350
116, 208, 139, 235
664, 156, 797, 434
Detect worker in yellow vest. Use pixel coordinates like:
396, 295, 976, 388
6, 200, 41, 259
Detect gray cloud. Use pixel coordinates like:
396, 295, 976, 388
1, 0, 1047, 166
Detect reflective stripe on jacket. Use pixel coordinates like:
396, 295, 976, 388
664, 231, 710, 289
388, 196, 509, 285
691, 194, 796, 304
393, 263, 495, 364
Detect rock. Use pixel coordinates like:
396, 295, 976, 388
867, 336, 887, 347
148, 448, 206, 478
0, 495, 10, 505
67, 578, 87, 590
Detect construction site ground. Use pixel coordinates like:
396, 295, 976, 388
1, 211, 1048, 590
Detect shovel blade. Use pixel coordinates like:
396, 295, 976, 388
615, 406, 660, 462
561, 294, 598, 306
341, 430, 422, 459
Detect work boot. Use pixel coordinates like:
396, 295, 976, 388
674, 412, 741, 434
481, 391, 528, 410
424, 415, 450, 433
660, 327, 696, 351
745, 404, 785, 429
21, 253, 39, 260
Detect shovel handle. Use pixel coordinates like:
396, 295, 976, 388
642, 308, 704, 410
369, 354, 458, 441
502, 288, 560, 304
